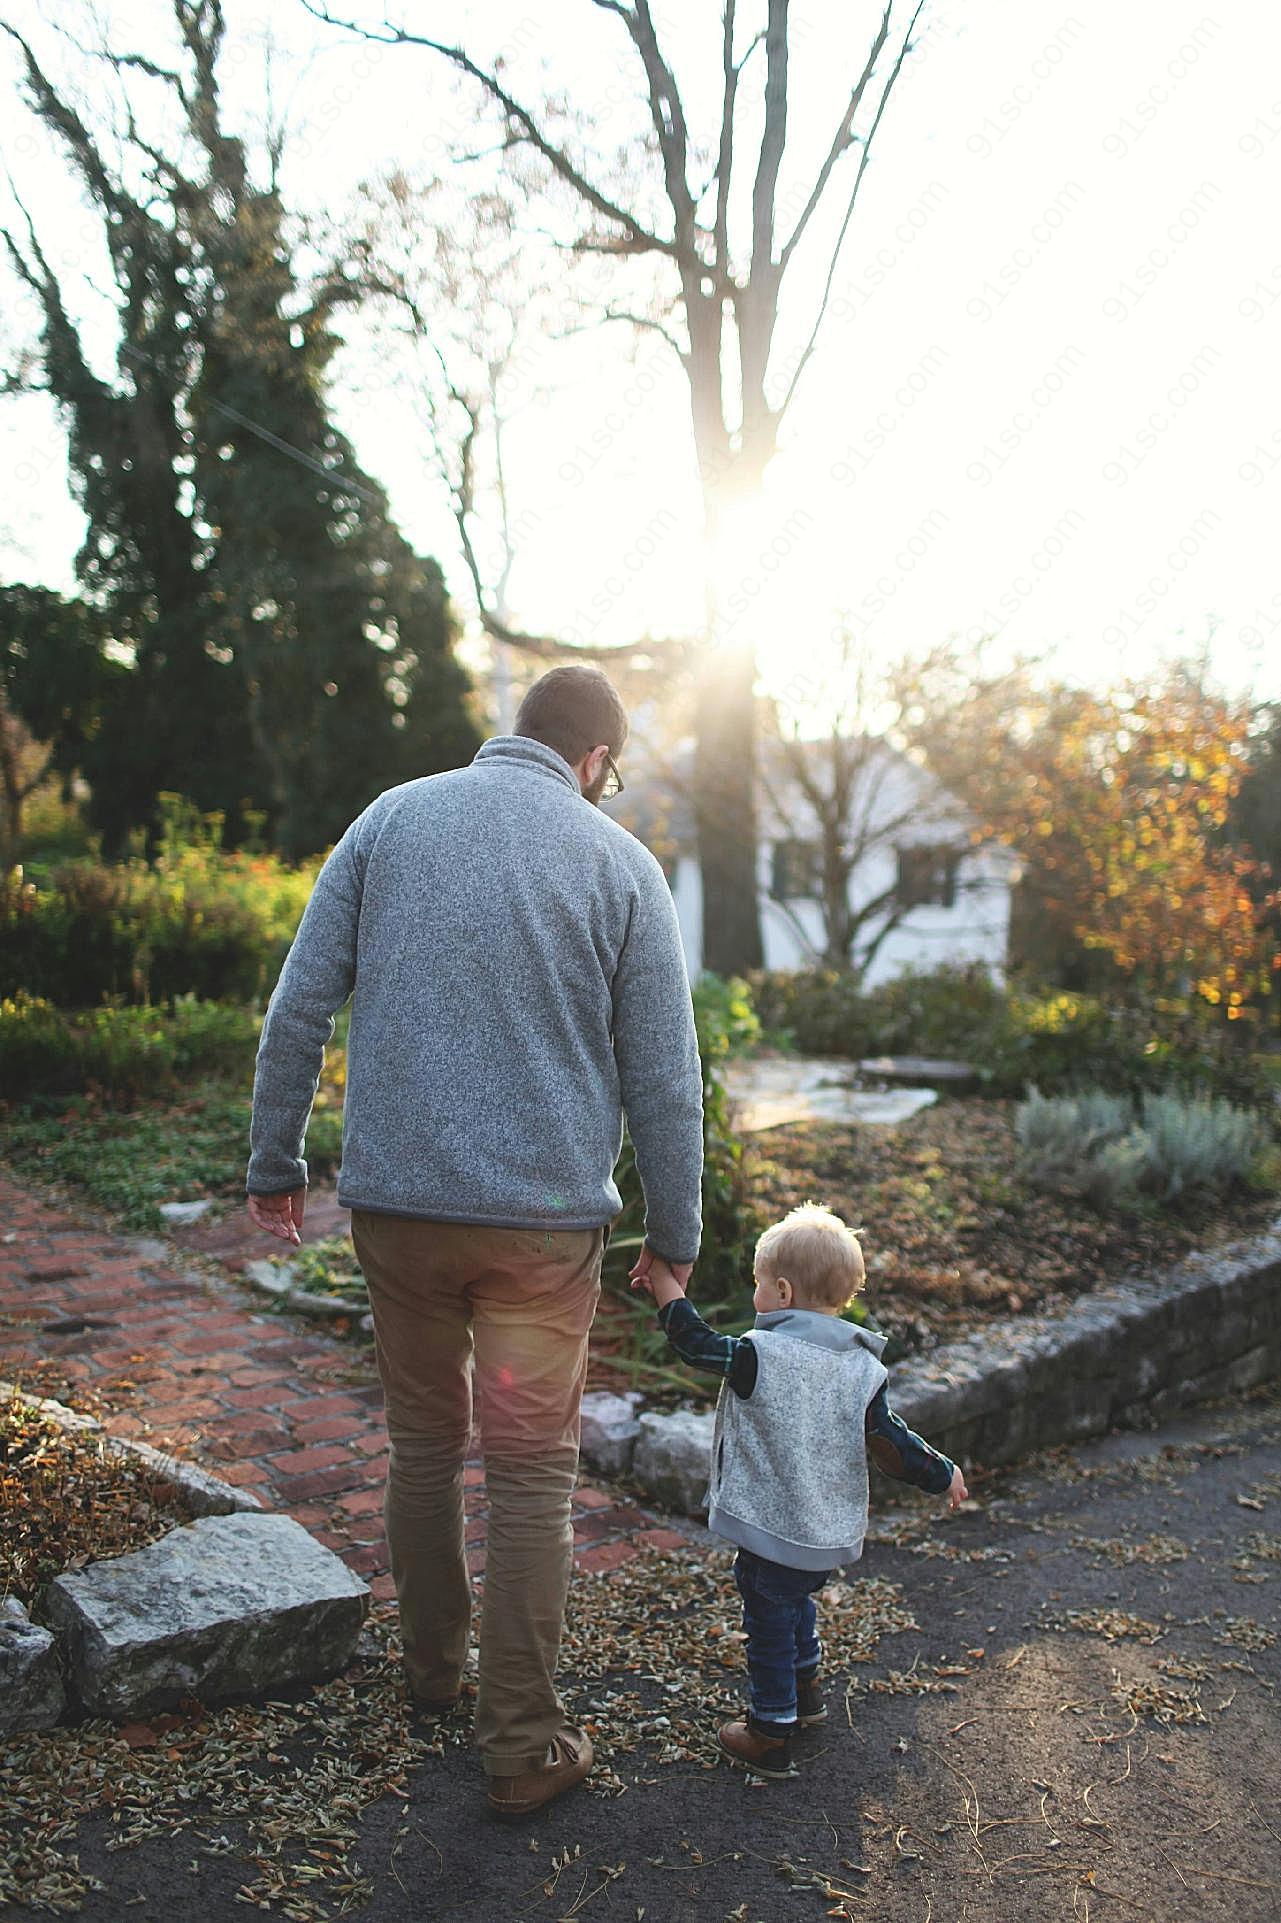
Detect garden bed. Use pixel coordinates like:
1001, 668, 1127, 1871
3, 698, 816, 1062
738, 1096, 1280, 1354
585, 1093, 1280, 1399
0, 1082, 343, 1230
1, 1381, 195, 1610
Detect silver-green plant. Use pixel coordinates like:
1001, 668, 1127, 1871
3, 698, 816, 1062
1014, 1087, 1263, 1210
1137, 1092, 1261, 1202
1014, 1087, 1132, 1180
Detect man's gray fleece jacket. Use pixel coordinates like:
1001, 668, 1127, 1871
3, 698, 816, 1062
246, 736, 704, 1263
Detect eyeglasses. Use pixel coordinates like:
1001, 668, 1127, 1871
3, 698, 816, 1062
602, 752, 625, 800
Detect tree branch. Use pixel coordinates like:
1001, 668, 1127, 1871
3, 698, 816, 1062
552, 306, 688, 363
749, 0, 788, 285
776, 0, 927, 424
1, 21, 136, 224
764, 888, 824, 963
298, 0, 680, 260
621, 0, 700, 264
46, 18, 191, 109
712, 0, 738, 275
776, 0, 891, 272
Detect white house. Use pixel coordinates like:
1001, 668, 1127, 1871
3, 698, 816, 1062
608, 736, 1015, 984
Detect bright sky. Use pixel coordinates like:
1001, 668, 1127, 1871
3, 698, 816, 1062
2, 0, 1279, 721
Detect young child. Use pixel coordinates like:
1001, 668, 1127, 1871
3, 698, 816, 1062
635, 1202, 967, 1779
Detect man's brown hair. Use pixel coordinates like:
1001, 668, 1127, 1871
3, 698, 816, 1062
514, 665, 629, 766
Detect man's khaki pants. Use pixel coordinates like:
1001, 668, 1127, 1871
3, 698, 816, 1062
350, 1213, 605, 1778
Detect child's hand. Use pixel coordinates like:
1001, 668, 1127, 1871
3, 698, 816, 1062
945, 1465, 969, 1511
643, 1257, 688, 1310
628, 1245, 692, 1309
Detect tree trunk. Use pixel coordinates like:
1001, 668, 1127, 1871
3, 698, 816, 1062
0, 693, 32, 864
694, 636, 763, 975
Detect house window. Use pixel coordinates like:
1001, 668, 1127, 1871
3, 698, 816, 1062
896, 845, 960, 909
771, 838, 823, 901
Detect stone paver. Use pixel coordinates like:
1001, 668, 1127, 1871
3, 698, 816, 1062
0, 1175, 696, 1606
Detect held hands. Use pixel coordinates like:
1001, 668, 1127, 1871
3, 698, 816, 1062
246, 1187, 306, 1247
628, 1242, 693, 1310
945, 1465, 969, 1511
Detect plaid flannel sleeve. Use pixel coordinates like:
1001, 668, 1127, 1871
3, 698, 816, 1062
866, 1386, 956, 1494
656, 1296, 757, 1397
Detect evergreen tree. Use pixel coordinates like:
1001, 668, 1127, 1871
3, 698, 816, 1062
0, 584, 120, 856
2, 2, 476, 855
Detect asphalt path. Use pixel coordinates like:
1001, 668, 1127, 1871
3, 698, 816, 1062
8, 1384, 1281, 1923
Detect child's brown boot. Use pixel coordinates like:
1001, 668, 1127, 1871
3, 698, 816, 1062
718, 1716, 795, 1778
796, 1669, 827, 1726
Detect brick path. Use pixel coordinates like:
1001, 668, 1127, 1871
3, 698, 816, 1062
0, 1175, 689, 1604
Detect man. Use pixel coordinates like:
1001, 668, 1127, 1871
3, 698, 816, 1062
246, 665, 703, 1819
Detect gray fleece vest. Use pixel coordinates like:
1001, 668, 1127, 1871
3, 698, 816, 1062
707, 1312, 890, 1570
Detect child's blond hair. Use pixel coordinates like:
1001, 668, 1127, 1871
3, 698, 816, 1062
754, 1202, 866, 1310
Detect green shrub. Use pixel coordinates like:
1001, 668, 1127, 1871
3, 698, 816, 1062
0, 990, 258, 1102
691, 972, 762, 1061
749, 961, 1013, 1064
1014, 1086, 1266, 1210
749, 963, 1276, 1109
602, 975, 758, 1357
748, 966, 873, 1057
2, 800, 317, 1007
1013, 1087, 1133, 1162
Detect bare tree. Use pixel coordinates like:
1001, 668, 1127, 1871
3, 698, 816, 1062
329, 169, 693, 741
302, 0, 930, 971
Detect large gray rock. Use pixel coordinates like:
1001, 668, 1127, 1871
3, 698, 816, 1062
579, 1391, 642, 1476
42, 1512, 368, 1720
633, 1408, 715, 1517
0, 1597, 66, 1734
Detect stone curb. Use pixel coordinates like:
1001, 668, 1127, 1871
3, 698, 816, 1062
0, 1379, 263, 1516
582, 1213, 1281, 1517
888, 1214, 1281, 1473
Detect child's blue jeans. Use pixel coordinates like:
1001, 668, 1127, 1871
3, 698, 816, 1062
733, 1547, 833, 1727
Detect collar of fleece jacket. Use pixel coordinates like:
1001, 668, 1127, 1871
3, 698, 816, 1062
752, 1307, 889, 1361
473, 735, 581, 792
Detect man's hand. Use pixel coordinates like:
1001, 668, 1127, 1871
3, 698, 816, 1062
945, 1465, 969, 1511
628, 1242, 694, 1299
247, 1188, 306, 1247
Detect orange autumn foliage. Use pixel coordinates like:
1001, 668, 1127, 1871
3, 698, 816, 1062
904, 659, 1275, 1012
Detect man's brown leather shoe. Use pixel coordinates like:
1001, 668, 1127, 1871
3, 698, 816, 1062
486, 1727, 594, 1820
717, 1717, 795, 1778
